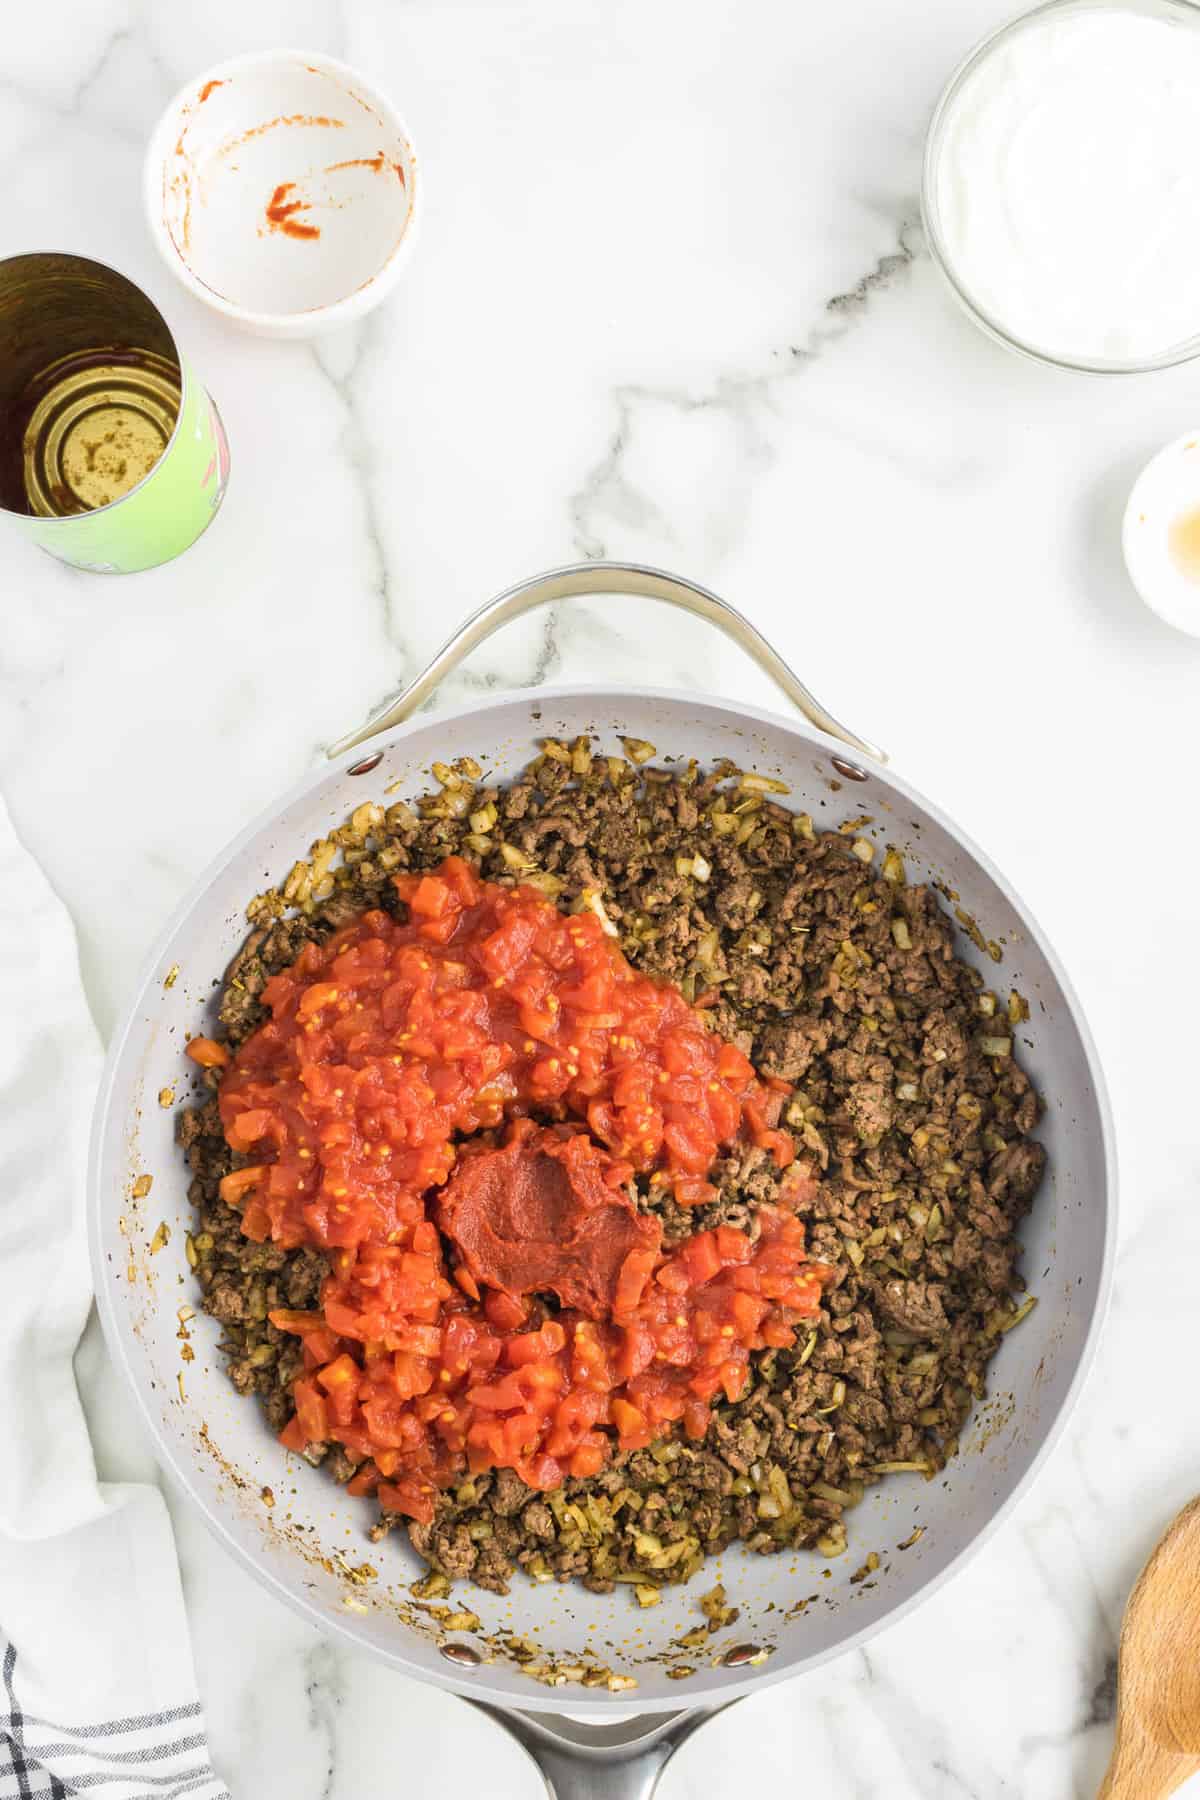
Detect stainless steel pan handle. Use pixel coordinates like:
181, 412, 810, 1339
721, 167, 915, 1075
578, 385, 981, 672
468, 1699, 730, 1800
327, 560, 886, 764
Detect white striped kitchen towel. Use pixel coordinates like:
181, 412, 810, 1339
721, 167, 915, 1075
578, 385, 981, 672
0, 791, 229, 1800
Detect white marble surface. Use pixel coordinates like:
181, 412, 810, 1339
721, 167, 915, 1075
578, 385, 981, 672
4, 1, 1200, 1793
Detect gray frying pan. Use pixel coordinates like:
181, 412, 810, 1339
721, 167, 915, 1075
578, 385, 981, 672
88, 563, 1115, 1798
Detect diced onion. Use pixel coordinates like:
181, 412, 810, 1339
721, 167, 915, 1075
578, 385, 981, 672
583, 890, 620, 937
499, 843, 535, 872
620, 738, 657, 765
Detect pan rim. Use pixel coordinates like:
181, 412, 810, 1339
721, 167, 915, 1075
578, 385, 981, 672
87, 681, 1118, 1715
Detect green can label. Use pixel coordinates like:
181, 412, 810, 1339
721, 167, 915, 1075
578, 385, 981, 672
10, 357, 229, 575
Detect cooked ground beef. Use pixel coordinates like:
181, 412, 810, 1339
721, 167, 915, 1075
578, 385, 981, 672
180, 743, 1045, 1595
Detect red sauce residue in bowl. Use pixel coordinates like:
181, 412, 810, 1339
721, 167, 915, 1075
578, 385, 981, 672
264, 181, 320, 240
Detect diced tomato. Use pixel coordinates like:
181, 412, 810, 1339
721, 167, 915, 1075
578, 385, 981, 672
544, 1391, 605, 1457
655, 1260, 689, 1296
721, 1361, 749, 1403
225, 1107, 272, 1150
484, 1289, 528, 1331
704, 1083, 741, 1141
239, 1199, 272, 1241
613, 1247, 656, 1318
614, 1318, 656, 1382
663, 1120, 715, 1175
610, 1397, 646, 1440
506, 1320, 567, 1366
293, 1379, 329, 1443
419, 912, 458, 945
267, 1309, 325, 1335
300, 1327, 340, 1367
408, 877, 453, 919
439, 856, 483, 906
568, 1439, 607, 1478
571, 1322, 612, 1390
278, 1413, 308, 1452
682, 1232, 721, 1286
297, 982, 343, 1020
672, 1176, 718, 1209
682, 1398, 710, 1440
730, 1290, 768, 1337
715, 1225, 751, 1265
315, 1353, 359, 1394
218, 1166, 266, 1206
558, 969, 612, 1012
345, 1462, 379, 1497
479, 915, 537, 981
377, 1477, 436, 1524
208, 857, 829, 1512
716, 1042, 755, 1085
515, 1453, 563, 1491
388, 1353, 435, 1400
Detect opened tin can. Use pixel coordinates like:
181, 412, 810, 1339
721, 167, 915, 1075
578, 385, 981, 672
0, 252, 229, 573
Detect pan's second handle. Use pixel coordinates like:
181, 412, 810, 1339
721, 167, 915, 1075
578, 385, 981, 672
467, 1698, 730, 1800
327, 560, 886, 765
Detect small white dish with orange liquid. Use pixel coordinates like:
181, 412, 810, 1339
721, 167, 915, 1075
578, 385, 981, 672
1123, 433, 1200, 637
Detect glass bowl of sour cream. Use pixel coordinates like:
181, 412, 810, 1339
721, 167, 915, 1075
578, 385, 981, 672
923, 0, 1200, 373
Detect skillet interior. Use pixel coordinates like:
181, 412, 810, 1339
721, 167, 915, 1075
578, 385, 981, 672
88, 687, 1113, 1714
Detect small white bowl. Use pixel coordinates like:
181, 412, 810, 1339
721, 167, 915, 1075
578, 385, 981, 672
1122, 430, 1200, 635
144, 50, 418, 338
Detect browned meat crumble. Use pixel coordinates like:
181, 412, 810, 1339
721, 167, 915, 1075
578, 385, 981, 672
179, 743, 1044, 1597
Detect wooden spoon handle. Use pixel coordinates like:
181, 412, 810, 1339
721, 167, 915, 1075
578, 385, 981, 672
1098, 1730, 1200, 1798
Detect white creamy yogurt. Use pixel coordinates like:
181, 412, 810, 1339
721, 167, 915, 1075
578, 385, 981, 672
932, 1, 1200, 365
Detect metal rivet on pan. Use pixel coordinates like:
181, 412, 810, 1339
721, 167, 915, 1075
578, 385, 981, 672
830, 756, 868, 783
720, 1644, 763, 1667
347, 752, 384, 777
440, 1642, 482, 1668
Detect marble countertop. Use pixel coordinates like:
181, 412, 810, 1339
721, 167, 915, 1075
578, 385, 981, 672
4, 1, 1200, 1793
